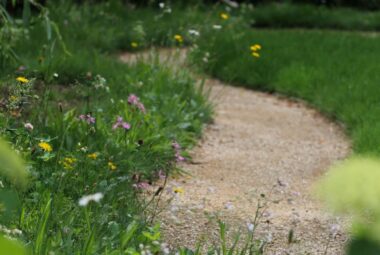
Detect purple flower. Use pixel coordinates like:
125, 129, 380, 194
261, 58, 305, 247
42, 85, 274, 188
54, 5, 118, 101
79, 114, 95, 124
128, 94, 139, 105
158, 170, 166, 179
172, 141, 185, 162
137, 102, 146, 113
172, 141, 181, 150
128, 94, 146, 113
175, 152, 185, 162
112, 116, 131, 130
133, 182, 151, 190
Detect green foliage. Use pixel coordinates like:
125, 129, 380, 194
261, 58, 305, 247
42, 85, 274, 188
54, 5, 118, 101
0, 1, 213, 254
317, 158, 380, 240
0, 235, 26, 255
0, 138, 27, 187
250, 3, 380, 31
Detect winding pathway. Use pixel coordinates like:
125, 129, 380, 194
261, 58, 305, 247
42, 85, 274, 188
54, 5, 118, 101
120, 48, 351, 255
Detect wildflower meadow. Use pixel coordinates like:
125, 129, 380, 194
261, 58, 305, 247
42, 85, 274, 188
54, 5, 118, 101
1, 1, 380, 254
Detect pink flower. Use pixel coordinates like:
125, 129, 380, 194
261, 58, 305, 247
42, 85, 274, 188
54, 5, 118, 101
128, 94, 139, 105
128, 94, 146, 113
172, 141, 181, 150
175, 152, 185, 162
133, 182, 151, 190
79, 114, 95, 124
24, 122, 33, 130
137, 102, 146, 113
158, 170, 166, 179
172, 141, 185, 162
112, 116, 131, 130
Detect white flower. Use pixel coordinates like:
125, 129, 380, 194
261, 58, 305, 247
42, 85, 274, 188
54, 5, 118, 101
188, 29, 200, 36
246, 222, 254, 232
213, 25, 222, 30
53, 73, 59, 78
24, 122, 34, 130
11, 229, 22, 235
159, 2, 165, 8
78, 192, 104, 206
330, 223, 340, 236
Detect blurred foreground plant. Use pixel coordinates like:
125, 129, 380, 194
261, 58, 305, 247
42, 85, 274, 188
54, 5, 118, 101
0, 138, 27, 255
317, 157, 380, 254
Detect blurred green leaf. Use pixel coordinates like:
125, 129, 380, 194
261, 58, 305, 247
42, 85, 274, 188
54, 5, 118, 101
347, 238, 380, 255
0, 190, 20, 223
0, 235, 26, 255
0, 138, 27, 188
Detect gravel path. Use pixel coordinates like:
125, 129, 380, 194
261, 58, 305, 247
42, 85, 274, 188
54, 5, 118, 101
120, 49, 351, 255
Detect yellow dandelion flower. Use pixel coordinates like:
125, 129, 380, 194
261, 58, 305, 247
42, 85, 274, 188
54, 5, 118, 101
16, 77, 29, 83
108, 161, 117, 171
61, 157, 77, 170
9, 95, 18, 102
252, 52, 260, 58
220, 13, 229, 20
38, 142, 52, 152
250, 44, 262, 51
173, 187, 184, 194
131, 42, 138, 48
87, 153, 98, 160
64, 157, 76, 164
174, 34, 183, 43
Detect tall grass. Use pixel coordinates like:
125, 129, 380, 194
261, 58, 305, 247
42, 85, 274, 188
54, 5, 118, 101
0, 1, 213, 253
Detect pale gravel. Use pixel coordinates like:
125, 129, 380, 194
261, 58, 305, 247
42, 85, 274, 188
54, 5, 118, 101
120, 48, 352, 255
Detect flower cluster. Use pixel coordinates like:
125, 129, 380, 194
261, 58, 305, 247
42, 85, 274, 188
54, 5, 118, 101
172, 141, 185, 162
79, 114, 96, 124
128, 94, 146, 113
250, 44, 262, 58
60, 157, 77, 170
108, 161, 117, 171
112, 116, 131, 130
87, 152, 98, 160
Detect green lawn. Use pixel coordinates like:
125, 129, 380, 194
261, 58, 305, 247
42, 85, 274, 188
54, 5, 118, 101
192, 27, 380, 155
249, 3, 380, 31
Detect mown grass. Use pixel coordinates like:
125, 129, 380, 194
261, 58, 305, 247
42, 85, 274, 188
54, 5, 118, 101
249, 3, 380, 31
192, 27, 380, 155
